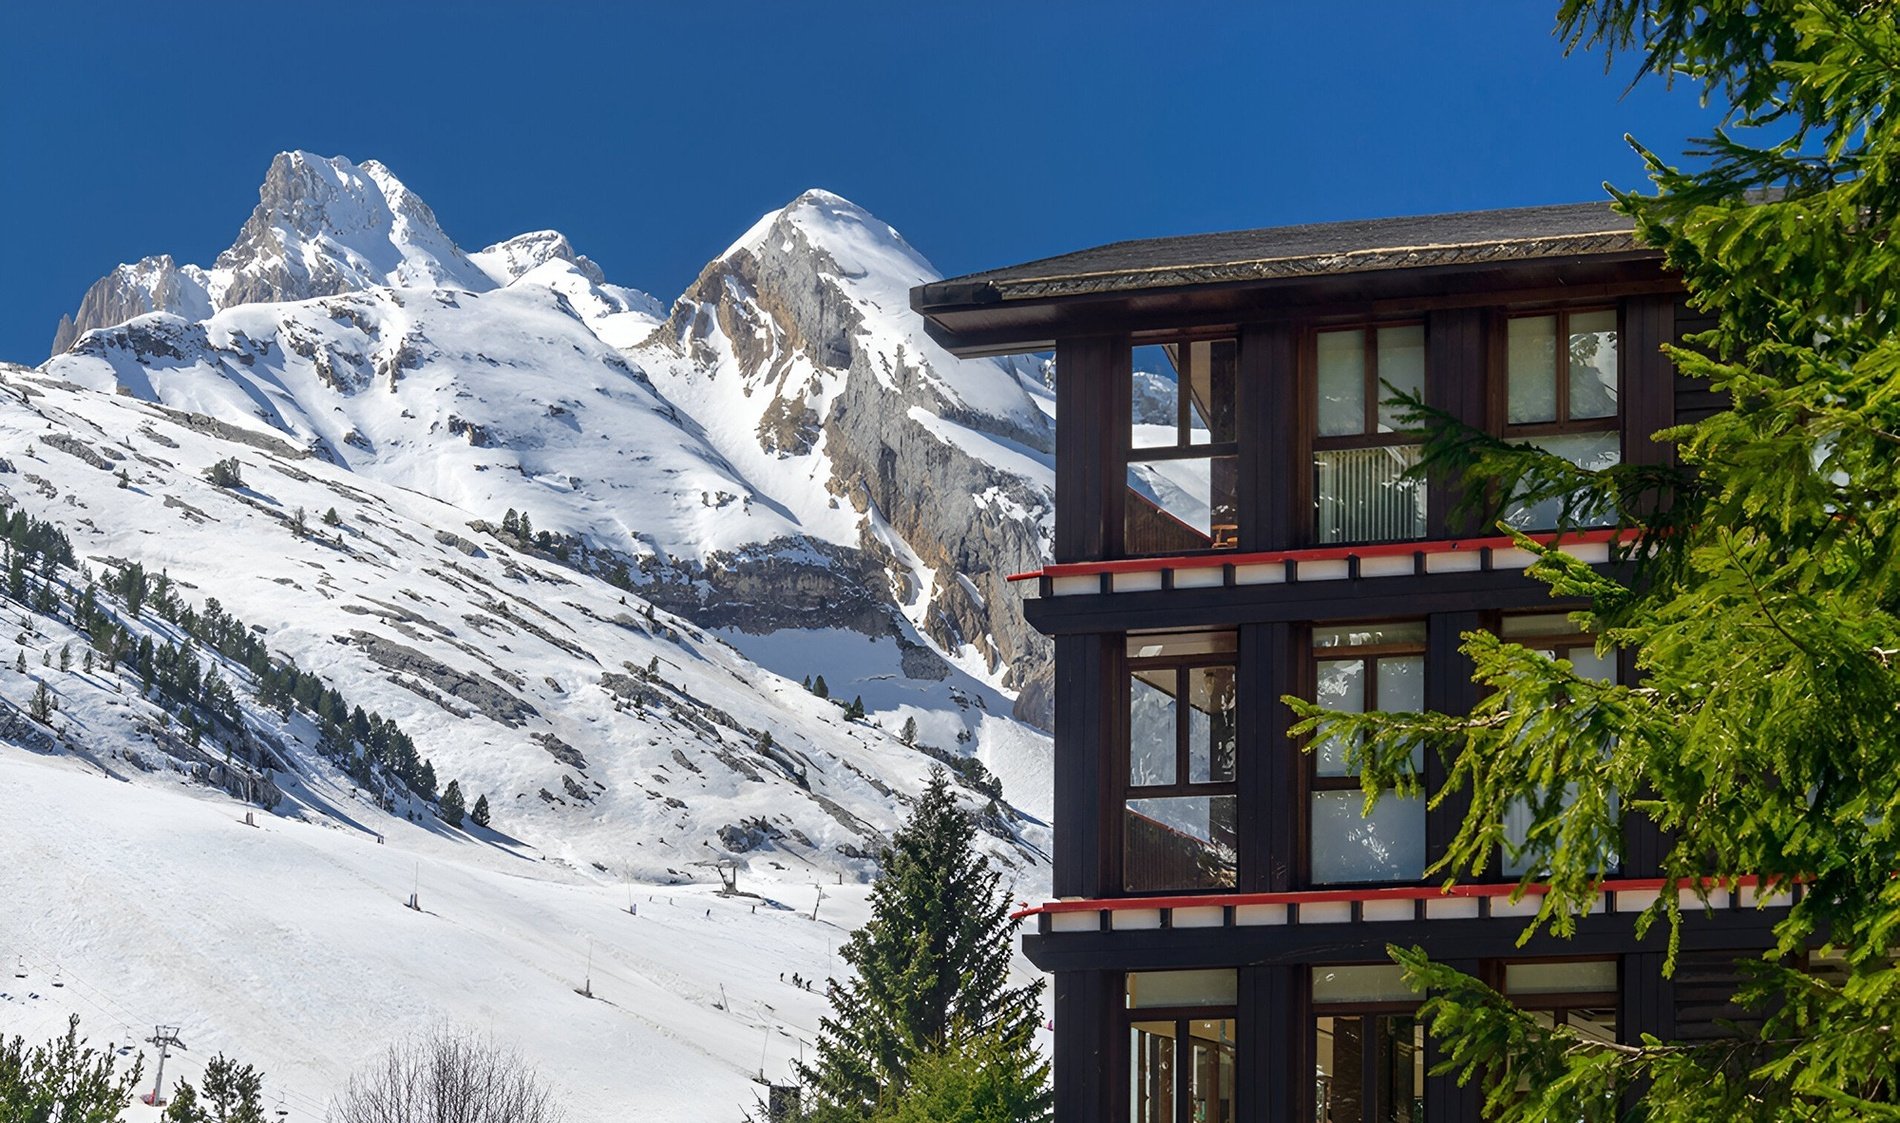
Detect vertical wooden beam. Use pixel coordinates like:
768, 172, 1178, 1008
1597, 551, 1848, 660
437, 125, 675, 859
1426, 611, 1482, 869
1241, 323, 1302, 552
1425, 958, 1484, 1122
1055, 335, 1129, 563
1426, 308, 1488, 538
1621, 295, 1678, 469
1054, 633, 1117, 899
1243, 964, 1302, 1123
1053, 970, 1116, 1123
1242, 621, 1301, 892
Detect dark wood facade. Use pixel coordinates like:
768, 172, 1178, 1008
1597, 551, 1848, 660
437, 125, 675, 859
913, 207, 1772, 1123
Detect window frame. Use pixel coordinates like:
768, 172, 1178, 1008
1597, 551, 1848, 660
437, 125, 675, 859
1125, 1005, 1240, 1123
1128, 335, 1241, 460
1119, 631, 1241, 894
1498, 306, 1622, 438
1310, 967, 1426, 1123
1308, 321, 1431, 546
1302, 622, 1429, 886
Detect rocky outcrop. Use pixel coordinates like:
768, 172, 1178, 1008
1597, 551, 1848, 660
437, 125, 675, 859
50, 255, 215, 356
660, 194, 1056, 724
475, 230, 606, 286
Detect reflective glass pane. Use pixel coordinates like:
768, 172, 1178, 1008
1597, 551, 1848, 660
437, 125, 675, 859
1315, 1014, 1424, 1123
1127, 631, 1238, 659
1376, 655, 1424, 712
1508, 315, 1559, 424
1312, 964, 1415, 1004
1318, 329, 1367, 437
1499, 613, 1583, 639
1312, 622, 1428, 649
1130, 1021, 1176, 1123
1189, 1020, 1237, 1123
1129, 669, 1177, 786
1130, 345, 1181, 449
1503, 431, 1620, 530
1188, 665, 1237, 784
1568, 647, 1617, 684
1126, 455, 1240, 553
1125, 796, 1238, 891
1375, 325, 1426, 432
1567, 309, 1619, 420
1501, 784, 1620, 876
1314, 444, 1425, 543
1311, 791, 1426, 883
1504, 960, 1619, 995
1128, 969, 1240, 1008
1313, 658, 1366, 777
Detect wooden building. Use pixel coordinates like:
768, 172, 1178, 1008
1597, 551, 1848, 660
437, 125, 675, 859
910, 203, 1778, 1123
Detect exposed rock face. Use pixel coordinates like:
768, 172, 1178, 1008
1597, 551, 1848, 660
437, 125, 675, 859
215, 152, 494, 306
50, 152, 497, 356
658, 192, 1057, 725
50, 255, 216, 356
475, 230, 607, 286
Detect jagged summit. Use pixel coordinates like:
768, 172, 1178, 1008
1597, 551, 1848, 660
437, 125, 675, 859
46, 152, 652, 356
213, 150, 494, 307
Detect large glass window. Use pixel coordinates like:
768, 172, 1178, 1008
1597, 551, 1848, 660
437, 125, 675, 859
1309, 623, 1427, 884
1502, 310, 1620, 530
1503, 959, 1619, 1045
1314, 325, 1427, 543
1129, 971, 1237, 1123
1497, 614, 1621, 877
1128, 339, 1240, 554
1125, 631, 1238, 892
1313, 966, 1424, 1123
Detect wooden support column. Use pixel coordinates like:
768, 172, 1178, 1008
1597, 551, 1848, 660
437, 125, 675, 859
1242, 964, 1304, 1123
1240, 323, 1302, 552
1054, 633, 1117, 899
1426, 611, 1482, 868
1620, 294, 1679, 469
1424, 958, 1485, 1122
1242, 621, 1301, 892
1425, 308, 1489, 538
1055, 335, 1130, 563
1053, 970, 1117, 1123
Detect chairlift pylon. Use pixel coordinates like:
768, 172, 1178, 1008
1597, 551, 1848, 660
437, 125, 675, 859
11, 956, 24, 979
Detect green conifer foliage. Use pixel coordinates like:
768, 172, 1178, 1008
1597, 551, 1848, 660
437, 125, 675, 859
472, 793, 492, 828
1289, 4, 1900, 1116
0, 1015, 144, 1123
440, 779, 466, 827
796, 768, 1047, 1119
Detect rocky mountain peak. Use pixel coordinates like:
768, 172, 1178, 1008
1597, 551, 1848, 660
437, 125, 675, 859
474, 229, 607, 286
214, 151, 494, 307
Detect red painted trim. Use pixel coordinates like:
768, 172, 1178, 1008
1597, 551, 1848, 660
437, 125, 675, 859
1004, 527, 1626, 584
1009, 874, 1776, 921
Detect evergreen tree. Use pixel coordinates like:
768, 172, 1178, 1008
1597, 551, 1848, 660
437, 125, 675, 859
900, 716, 918, 746
811, 675, 829, 700
57, 644, 69, 672
844, 696, 865, 721
441, 779, 466, 827
502, 508, 520, 536
874, 1025, 1051, 1123
516, 510, 533, 541
1292, 4, 1900, 1117
472, 793, 491, 828
322, 507, 342, 528
29, 681, 54, 724
796, 768, 1046, 1119
0, 1016, 144, 1123
288, 507, 307, 539
162, 1052, 265, 1123
12, 651, 21, 675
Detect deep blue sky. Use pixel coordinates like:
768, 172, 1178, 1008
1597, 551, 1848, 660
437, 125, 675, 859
0, 3, 1716, 364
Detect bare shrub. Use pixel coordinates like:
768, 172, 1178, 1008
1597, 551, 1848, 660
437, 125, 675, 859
330, 1027, 564, 1123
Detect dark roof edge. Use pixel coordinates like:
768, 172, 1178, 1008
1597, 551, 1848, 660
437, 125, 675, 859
918, 229, 1646, 311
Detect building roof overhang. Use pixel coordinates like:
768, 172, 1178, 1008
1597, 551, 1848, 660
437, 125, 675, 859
911, 201, 1670, 357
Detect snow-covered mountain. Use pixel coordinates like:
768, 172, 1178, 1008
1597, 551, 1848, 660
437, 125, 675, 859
10, 151, 1059, 1118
